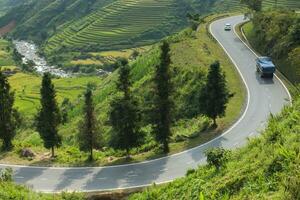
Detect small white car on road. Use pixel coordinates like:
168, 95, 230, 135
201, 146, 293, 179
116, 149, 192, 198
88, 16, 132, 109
224, 23, 231, 31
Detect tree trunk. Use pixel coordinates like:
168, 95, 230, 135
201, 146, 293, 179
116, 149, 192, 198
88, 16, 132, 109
213, 118, 217, 127
90, 148, 93, 161
3, 139, 12, 151
163, 140, 169, 153
51, 146, 55, 158
126, 149, 130, 159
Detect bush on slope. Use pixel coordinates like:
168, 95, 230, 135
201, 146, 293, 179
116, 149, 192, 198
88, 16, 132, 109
129, 98, 300, 200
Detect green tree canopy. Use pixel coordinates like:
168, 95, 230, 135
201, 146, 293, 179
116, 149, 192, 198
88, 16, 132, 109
36, 73, 61, 157
152, 41, 173, 153
78, 88, 101, 161
240, 0, 262, 12
0, 72, 17, 150
109, 61, 143, 157
200, 61, 230, 126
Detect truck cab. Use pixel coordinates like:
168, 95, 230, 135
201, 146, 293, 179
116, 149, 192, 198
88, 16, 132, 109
256, 57, 276, 78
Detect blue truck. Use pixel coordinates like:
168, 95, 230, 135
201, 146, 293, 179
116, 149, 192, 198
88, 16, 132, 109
256, 57, 276, 78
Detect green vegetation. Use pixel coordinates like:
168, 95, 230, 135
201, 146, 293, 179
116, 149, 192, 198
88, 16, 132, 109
0, 168, 84, 199
36, 73, 62, 157
243, 9, 300, 84
241, 0, 262, 11
78, 88, 101, 161
0, 14, 245, 166
213, 0, 299, 13
0, 0, 116, 43
129, 97, 300, 200
109, 60, 144, 157
200, 61, 230, 126
0, 71, 18, 150
0, 39, 14, 66
152, 41, 173, 153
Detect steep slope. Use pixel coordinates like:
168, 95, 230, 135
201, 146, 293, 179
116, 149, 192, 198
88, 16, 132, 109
129, 97, 300, 200
0, 0, 116, 43
43, 0, 217, 54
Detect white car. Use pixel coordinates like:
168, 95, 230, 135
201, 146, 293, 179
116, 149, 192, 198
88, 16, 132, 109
224, 23, 231, 31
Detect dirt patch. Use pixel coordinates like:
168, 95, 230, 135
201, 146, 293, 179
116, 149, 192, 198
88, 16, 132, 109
0, 21, 16, 36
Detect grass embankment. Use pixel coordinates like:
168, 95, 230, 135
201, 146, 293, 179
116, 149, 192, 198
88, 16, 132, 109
0, 181, 84, 200
129, 97, 300, 200
242, 9, 300, 85
0, 14, 245, 167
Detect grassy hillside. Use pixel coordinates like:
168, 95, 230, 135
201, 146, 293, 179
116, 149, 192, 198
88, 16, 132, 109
0, 0, 116, 43
129, 97, 300, 200
43, 0, 218, 54
0, 39, 14, 66
242, 9, 300, 84
213, 0, 300, 12
0, 14, 245, 166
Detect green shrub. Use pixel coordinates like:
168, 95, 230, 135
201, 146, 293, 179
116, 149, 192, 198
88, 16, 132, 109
205, 148, 230, 170
0, 168, 13, 182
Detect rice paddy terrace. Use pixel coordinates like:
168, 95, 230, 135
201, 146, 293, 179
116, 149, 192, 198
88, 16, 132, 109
43, 0, 300, 54
44, 0, 185, 54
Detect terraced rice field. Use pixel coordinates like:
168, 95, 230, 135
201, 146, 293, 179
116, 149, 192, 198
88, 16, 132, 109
44, 0, 300, 54
45, 0, 182, 53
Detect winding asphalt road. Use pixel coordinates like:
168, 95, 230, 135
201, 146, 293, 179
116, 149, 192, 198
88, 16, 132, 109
0, 15, 291, 193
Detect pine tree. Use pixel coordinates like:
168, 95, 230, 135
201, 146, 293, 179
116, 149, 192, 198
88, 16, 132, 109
78, 88, 99, 161
200, 61, 230, 126
109, 60, 143, 157
240, 0, 262, 12
36, 73, 61, 157
152, 41, 173, 153
0, 72, 17, 150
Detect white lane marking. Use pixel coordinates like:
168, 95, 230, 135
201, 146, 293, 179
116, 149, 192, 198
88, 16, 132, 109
239, 24, 292, 104
127, 174, 138, 177
96, 177, 107, 180
187, 161, 194, 165
159, 168, 168, 172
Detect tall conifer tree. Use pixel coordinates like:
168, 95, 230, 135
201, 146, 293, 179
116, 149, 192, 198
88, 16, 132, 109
109, 60, 143, 157
0, 72, 17, 150
78, 88, 99, 161
152, 41, 173, 153
36, 73, 61, 157
200, 61, 230, 126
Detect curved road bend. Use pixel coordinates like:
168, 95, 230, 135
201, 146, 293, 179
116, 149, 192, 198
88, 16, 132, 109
0, 15, 291, 192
